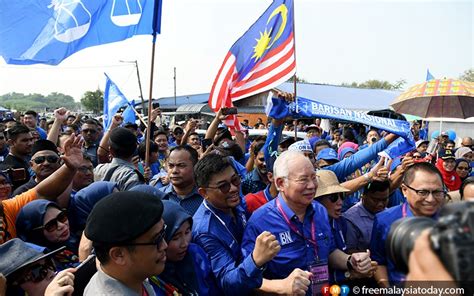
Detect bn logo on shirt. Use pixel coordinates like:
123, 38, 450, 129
279, 231, 293, 245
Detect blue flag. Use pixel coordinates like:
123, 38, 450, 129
122, 100, 137, 124
426, 69, 435, 81
0, 0, 161, 65
104, 73, 129, 130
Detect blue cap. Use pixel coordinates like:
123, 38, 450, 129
317, 148, 339, 162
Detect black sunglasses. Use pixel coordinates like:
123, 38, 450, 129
207, 175, 241, 194
123, 224, 167, 248
82, 129, 97, 134
34, 210, 68, 232
32, 155, 60, 165
12, 258, 55, 285
323, 193, 343, 203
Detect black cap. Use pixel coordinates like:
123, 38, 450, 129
31, 139, 59, 156
84, 192, 163, 244
439, 148, 455, 160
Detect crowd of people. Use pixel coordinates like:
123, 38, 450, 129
0, 93, 472, 295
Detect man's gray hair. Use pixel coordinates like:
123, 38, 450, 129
273, 150, 305, 180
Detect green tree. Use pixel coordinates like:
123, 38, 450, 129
459, 68, 474, 82
287, 75, 308, 83
0, 91, 79, 112
341, 79, 405, 90
81, 89, 103, 114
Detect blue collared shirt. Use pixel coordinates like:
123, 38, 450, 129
241, 168, 267, 196
242, 195, 336, 281
370, 202, 424, 284
159, 184, 203, 216
343, 201, 376, 252
192, 201, 263, 295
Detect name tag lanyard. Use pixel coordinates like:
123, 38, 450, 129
276, 198, 320, 262
203, 201, 239, 245
402, 203, 407, 218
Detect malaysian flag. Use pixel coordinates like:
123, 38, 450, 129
209, 0, 296, 129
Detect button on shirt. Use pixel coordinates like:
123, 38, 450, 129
370, 202, 415, 284
343, 201, 375, 252
242, 195, 336, 281
192, 201, 263, 296
160, 184, 203, 216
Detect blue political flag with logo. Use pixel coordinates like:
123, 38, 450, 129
0, 0, 162, 65
104, 73, 130, 130
122, 100, 137, 125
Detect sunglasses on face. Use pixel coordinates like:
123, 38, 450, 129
323, 193, 342, 203
82, 129, 97, 134
12, 258, 55, 286
34, 211, 68, 232
32, 155, 60, 165
124, 224, 168, 249
207, 175, 241, 194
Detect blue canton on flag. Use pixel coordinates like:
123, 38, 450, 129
0, 0, 162, 65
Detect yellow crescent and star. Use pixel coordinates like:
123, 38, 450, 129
252, 3, 288, 61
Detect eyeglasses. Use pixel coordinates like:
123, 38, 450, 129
457, 166, 470, 171
285, 174, 318, 185
412, 155, 422, 159
257, 157, 265, 162
34, 210, 68, 232
403, 184, 446, 199
82, 129, 97, 134
322, 193, 342, 203
123, 224, 168, 249
78, 166, 94, 173
12, 258, 56, 285
32, 155, 60, 165
207, 175, 241, 194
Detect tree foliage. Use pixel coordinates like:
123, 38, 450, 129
459, 68, 474, 82
80, 89, 103, 114
341, 79, 406, 90
0, 92, 79, 111
287, 75, 309, 83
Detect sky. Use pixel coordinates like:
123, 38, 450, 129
0, 0, 472, 104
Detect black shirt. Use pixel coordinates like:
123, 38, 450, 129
1, 154, 31, 190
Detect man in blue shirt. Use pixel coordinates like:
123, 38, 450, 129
159, 145, 203, 215
192, 154, 281, 296
242, 151, 374, 295
23, 110, 47, 140
370, 162, 445, 287
242, 142, 270, 195
344, 180, 390, 252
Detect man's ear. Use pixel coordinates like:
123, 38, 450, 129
7, 138, 14, 147
275, 177, 286, 192
198, 187, 208, 199
109, 247, 127, 266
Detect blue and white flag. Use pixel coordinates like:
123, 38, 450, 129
0, 0, 162, 65
426, 69, 435, 81
266, 93, 416, 159
122, 100, 137, 124
104, 73, 129, 130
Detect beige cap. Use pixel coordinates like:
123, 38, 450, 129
315, 170, 350, 198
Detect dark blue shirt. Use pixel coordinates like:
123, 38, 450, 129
242, 195, 336, 280
370, 202, 418, 284
159, 184, 203, 216
192, 201, 263, 295
241, 168, 267, 196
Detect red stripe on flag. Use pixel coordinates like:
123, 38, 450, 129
209, 51, 232, 110
230, 59, 296, 99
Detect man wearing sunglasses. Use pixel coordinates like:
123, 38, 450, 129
370, 162, 445, 287
84, 192, 167, 295
193, 154, 281, 295
13, 140, 61, 196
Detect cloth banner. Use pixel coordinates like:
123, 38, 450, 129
266, 93, 416, 159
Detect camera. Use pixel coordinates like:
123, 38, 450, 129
371, 137, 377, 143
387, 201, 474, 284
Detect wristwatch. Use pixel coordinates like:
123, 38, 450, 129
346, 255, 354, 271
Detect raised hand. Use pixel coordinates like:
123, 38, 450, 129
350, 250, 373, 274
281, 268, 311, 295
61, 134, 84, 170
252, 231, 281, 267
54, 107, 69, 123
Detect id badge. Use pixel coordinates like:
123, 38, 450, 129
309, 261, 329, 296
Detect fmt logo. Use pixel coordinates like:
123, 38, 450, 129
321, 284, 350, 296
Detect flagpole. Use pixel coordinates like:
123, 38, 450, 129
145, 0, 163, 167
292, 0, 298, 141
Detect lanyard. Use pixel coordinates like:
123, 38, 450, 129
203, 201, 239, 245
402, 203, 407, 218
276, 198, 319, 261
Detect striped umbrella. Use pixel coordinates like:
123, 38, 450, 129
391, 79, 474, 119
